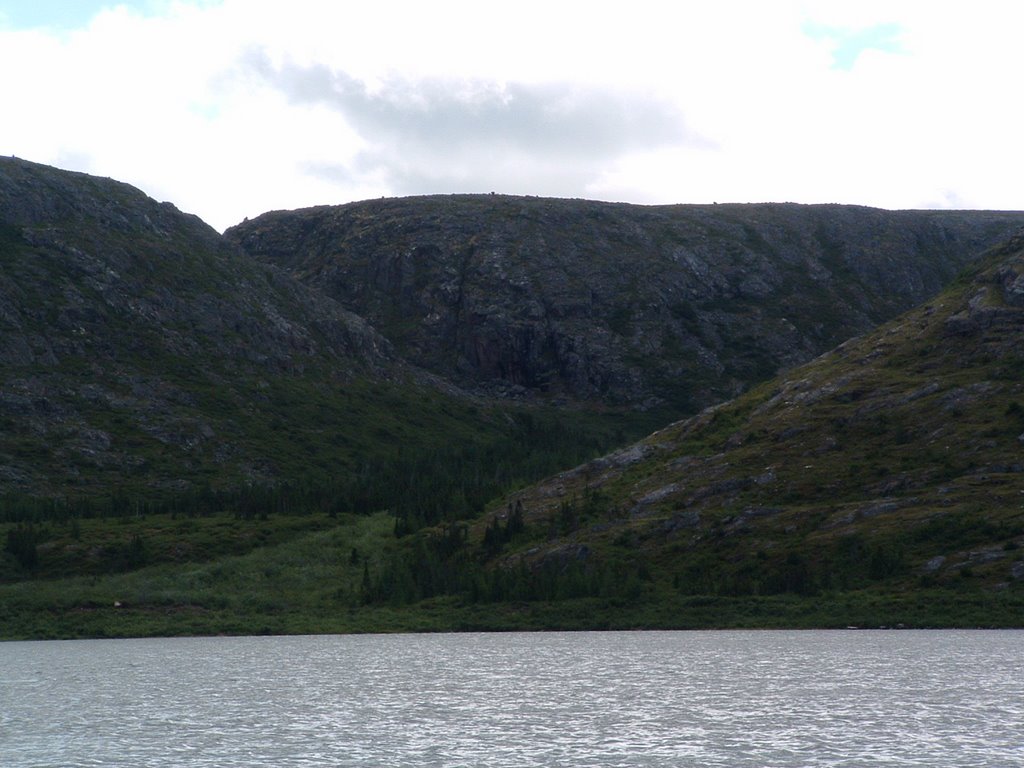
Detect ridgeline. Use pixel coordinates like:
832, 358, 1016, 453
2, 157, 1023, 637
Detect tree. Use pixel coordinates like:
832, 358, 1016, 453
5, 524, 39, 571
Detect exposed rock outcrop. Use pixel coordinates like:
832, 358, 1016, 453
228, 196, 1024, 412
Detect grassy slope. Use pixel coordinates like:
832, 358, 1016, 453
456, 235, 1024, 627
6, 241, 1024, 637
3, 159, 1023, 637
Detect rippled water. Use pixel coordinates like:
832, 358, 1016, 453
2, 630, 1022, 766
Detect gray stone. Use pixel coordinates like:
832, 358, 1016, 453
663, 510, 701, 532
227, 194, 1024, 412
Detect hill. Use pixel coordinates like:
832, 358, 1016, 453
7, 234, 1021, 635
2, 158, 1024, 637
449, 232, 1024, 627
228, 196, 1024, 413
0, 158, 397, 496
0, 158, 647, 519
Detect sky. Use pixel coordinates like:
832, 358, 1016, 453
2, 1, 1023, 232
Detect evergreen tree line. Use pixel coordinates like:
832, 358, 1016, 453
2, 520, 148, 575
0, 408, 626, 526
361, 544, 654, 606
0, 484, 310, 524
360, 505, 654, 607
359, 502, 917, 609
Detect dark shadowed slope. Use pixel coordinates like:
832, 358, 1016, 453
228, 196, 1024, 414
0, 158, 408, 495
0, 159, 636, 500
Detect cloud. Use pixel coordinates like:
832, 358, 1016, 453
2, 1, 1024, 231
241, 50, 705, 196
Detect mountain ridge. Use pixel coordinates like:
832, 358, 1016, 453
227, 195, 1024, 413
3, 157, 1024, 636
7, 157, 1024, 498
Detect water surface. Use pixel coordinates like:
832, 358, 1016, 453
2, 630, 1022, 766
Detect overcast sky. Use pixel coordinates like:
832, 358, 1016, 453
2, 1, 1023, 232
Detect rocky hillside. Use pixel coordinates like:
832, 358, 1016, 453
1, 159, 638, 502
228, 197, 1024, 412
0, 158, 393, 370
0, 158, 412, 495
4, 159, 1024, 636
4, 156, 1023, 506
490, 232, 1024, 600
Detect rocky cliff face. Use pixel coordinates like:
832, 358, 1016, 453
0, 158, 391, 371
227, 196, 1024, 412
0, 158, 396, 494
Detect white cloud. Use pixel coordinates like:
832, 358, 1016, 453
1, 0, 1023, 231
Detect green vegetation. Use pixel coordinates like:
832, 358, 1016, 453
4, 159, 1024, 638
0, 379, 673, 638
5, 258, 1024, 639
3, 502, 1022, 639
